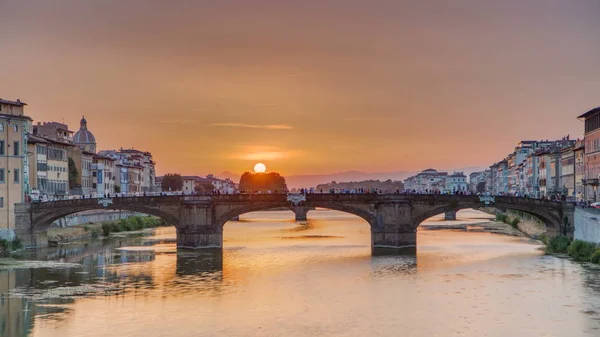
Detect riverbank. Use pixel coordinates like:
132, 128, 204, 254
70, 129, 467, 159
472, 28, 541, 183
478, 208, 547, 238
46, 215, 168, 246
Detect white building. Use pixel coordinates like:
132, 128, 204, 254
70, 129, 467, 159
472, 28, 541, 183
445, 172, 468, 192
206, 174, 236, 194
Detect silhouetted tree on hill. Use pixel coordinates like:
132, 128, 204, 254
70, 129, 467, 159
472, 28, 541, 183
239, 172, 287, 192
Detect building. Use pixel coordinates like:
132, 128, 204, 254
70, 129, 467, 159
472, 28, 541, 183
560, 144, 575, 200
0, 98, 32, 229
469, 170, 490, 194
118, 149, 156, 192
574, 139, 585, 201
490, 139, 575, 197
27, 135, 49, 199
33, 121, 73, 143
445, 172, 468, 192
92, 154, 116, 195
179, 176, 213, 194
404, 169, 448, 193
206, 174, 236, 194
114, 163, 143, 194
404, 169, 471, 194
73, 116, 97, 153
99, 148, 157, 193
69, 147, 94, 195
578, 107, 600, 201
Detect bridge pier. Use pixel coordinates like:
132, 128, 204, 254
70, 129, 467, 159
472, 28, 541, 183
293, 206, 310, 221
444, 210, 457, 221
177, 226, 223, 249
371, 229, 416, 255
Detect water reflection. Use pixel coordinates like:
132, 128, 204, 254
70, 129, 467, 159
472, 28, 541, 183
1, 210, 600, 336
176, 250, 223, 275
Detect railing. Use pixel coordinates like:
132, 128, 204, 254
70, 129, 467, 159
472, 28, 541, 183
27, 192, 567, 207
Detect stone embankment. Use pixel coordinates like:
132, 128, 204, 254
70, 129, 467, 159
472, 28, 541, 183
574, 208, 600, 244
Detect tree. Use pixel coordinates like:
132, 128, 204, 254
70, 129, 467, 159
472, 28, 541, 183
114, 185, 121, 193
239, 172, 287, 192
476, 182, 486, 194
68, 157, 79, 190
195, 181, 215, 194
161, 173, 183, 191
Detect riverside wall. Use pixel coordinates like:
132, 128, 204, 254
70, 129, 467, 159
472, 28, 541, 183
574, 208, 600, 244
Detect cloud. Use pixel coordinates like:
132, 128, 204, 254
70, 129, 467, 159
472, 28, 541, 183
212, 123, 293, 130
343, 117, 403, 121
159, 119, 197, 124
239, 151, 290, 160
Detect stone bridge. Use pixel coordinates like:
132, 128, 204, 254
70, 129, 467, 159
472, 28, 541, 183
14, 194, 574, 254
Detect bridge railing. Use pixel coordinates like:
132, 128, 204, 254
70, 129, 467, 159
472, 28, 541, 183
24, 192, 568, 208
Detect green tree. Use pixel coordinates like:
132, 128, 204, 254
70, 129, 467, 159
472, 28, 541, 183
114, 185, 121, 193
68, 157, 79, 190
161, 173, 183, 191
239, 172, 287, 192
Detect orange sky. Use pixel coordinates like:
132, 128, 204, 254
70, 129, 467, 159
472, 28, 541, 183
1, 0, 599, 176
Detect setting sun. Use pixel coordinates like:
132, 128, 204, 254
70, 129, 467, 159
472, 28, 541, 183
254, 163, 267, 173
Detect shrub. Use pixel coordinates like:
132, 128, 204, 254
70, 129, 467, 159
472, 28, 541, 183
102, 223, 111, 236
111, 222, 123, 232
91, 229, 100, 239
84, 226, 90, 232
567, 240, 597, 262
538, 233, 549, 245
510, 217, 520, 229
590, 249, 600, 264
496, 213, 507, 222
0, 238, 23, 257
546, 235, 571, 254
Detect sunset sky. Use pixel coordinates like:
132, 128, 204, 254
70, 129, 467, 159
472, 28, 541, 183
1, 0, 599, 176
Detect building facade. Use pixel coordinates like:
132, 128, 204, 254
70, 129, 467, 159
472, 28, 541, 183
579, 107, 600, 201
445, 172, 468, 192
0, 99, 31, 229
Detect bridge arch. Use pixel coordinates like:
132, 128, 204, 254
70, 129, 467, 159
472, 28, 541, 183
31, 205, 180, 232
25, 197, 184, 233
412, 203, 563, 233
214, 202, 377, 229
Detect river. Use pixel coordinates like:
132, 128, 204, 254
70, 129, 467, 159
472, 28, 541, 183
1, 209, 600, 337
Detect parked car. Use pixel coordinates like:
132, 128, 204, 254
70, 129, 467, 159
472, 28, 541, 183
590, 202, 600, 209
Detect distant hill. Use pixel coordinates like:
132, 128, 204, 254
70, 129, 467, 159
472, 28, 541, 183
219, 167, 486, 189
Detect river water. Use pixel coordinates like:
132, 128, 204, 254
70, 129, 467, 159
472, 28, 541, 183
2, 209, 600, 337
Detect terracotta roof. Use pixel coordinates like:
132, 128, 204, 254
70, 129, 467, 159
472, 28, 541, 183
27, 134, 49, 144
93, 154, 115, 161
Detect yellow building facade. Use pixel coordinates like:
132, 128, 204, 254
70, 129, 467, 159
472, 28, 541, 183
0, 99, 31, 229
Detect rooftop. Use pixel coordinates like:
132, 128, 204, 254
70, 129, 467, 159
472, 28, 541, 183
0, 98, 26, 106
578, 107, 600, 119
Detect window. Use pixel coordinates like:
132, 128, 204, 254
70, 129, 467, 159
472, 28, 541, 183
13, 125, 18, 132
13, 141, 19, 156
0, 123, 3, 131
0, 140, 4, 155
0, 169, 4, 183
14, 169, 19, 184
0, 197, 3, 208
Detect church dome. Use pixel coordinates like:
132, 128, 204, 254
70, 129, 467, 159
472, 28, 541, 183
74, 116, 96, 144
